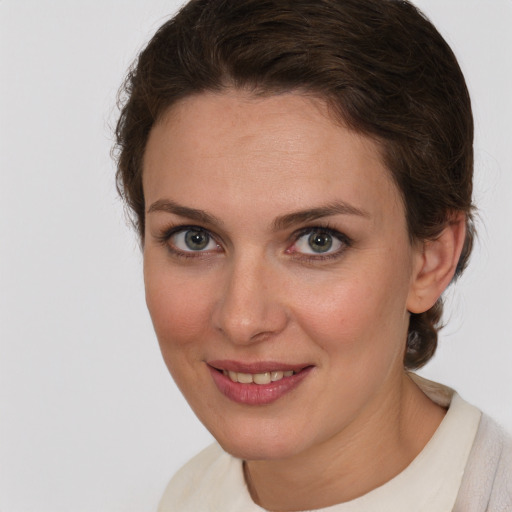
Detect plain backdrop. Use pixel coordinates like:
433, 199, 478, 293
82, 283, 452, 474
1, 1, 511, 511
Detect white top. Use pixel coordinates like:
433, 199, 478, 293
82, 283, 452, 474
158, 376, 482, 511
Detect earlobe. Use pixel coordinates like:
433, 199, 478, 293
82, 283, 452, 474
407, 213, 467, 314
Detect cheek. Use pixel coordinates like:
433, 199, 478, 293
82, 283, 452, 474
294, 267, 410, 360
143, 266, 218, 402
144, 263, 214, 352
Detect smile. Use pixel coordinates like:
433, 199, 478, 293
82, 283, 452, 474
207, 361, 313, 406
223, 369, 295, 385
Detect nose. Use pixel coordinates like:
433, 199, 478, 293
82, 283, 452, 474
211, 253, 289, 345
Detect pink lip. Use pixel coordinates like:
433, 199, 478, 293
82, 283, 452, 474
208, 360, 307, 373
207, 360, 313, 406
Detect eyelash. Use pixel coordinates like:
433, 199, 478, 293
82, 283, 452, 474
155, 223, 352, 262
287, 225, 352, 263
155, 224, 222, 260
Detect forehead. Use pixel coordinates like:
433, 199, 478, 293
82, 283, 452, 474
142, 91, 402, 222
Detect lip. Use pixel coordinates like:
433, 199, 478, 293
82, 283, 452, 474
208, 360, 307, 374
207, 360, 313, 406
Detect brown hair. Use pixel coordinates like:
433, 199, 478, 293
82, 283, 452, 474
115, 0, 474, 370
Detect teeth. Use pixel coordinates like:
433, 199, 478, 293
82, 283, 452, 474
270, 371, 284, 381
253, 372, 271, 385
237, 372, 253, 384
224, 369, 297, 384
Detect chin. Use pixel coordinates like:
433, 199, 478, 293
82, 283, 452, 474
219, 438, 298, 462
207, 417, 312, 462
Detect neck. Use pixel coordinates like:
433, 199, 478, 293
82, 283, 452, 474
244, 372, 446, 511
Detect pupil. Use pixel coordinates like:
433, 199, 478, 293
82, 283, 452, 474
308, 231, 332, 253
185, 230, 209, 250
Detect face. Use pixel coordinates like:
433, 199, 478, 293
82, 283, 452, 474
142, 91, 422, 461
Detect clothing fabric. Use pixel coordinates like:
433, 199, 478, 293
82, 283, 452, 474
158, 377, 512, 512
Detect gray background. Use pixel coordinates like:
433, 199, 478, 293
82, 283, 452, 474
1, 1, 511, 510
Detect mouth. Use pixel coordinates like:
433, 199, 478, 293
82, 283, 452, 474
207, 361, 313, 405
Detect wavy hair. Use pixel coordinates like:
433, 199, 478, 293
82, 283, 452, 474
115, 0, 474, 369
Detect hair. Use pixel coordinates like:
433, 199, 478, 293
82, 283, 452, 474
115, 0, 474, 370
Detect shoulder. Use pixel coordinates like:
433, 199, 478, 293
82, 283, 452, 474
157, 442, 255, 512
454, 413, 512, 512
157, 443, 226, 511
411, 374, 512, 511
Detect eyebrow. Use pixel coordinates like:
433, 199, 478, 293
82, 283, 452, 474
272, 201, 369, 231
147, 199, 224, 227
148, 198, 368, 231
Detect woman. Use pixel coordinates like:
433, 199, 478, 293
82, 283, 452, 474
115, 0, 511, 510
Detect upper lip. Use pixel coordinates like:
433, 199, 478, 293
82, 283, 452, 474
207, 360, 311, 373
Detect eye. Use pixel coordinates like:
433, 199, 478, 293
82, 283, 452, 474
169, 227, 219, 253
290, 228, 347, 256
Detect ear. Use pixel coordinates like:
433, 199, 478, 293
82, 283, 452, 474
407, 212, 467, 314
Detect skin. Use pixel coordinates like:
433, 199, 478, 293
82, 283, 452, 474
142, 91, 465, 510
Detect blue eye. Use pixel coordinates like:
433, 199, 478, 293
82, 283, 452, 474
170, 228, 219, 252
293, 228, 345, 255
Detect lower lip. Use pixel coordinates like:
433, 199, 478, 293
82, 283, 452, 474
208, 366, 313, 406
